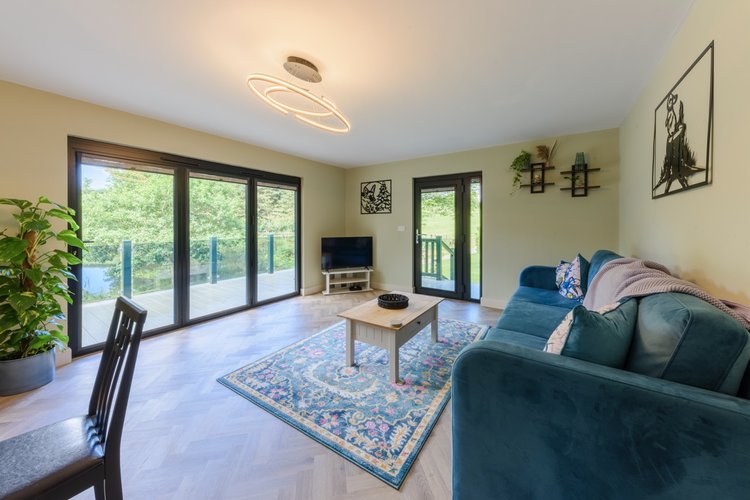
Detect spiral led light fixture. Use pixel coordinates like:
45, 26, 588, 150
248, 57, 351, 133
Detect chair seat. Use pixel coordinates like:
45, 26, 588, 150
0, 415, 104, 499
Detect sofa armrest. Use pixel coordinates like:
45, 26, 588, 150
518, 265, 557, 289
452, 341, 750, 500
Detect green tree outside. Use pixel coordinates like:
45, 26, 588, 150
81, 168, 296, 301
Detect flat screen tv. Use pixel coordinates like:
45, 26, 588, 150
321, 236, 373, 270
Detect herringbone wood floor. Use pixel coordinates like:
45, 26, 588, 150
0, 291, 499, 500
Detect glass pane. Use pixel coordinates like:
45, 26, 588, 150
257, 184, 297, 301
189, 174, 247, 319
470, 178, 481, 300
419, 187, 457, 292
80, 159, 175, 347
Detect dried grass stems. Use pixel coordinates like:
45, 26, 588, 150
536, 139, 557, 166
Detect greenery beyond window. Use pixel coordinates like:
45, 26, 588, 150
81, 168, 296, 302
420, 187, 481, 285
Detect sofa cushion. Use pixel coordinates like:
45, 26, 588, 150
587, 249, 622, 289
544, 299, 637, 368
558, 254, 589, 302
484, 327, 547, 350
555, 261, 570, 287
497, 298, 573, 339
625, 293, 750, 395
511, 286, 580, 309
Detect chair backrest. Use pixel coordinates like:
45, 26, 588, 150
88, 296, 147, 456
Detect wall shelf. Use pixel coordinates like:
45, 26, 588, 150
519, 163, 555, 193
560, 164, 601, 197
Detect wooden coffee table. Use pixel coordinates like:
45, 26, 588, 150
338, 292, 443, 383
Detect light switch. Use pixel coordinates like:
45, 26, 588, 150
397, 226, 405, 232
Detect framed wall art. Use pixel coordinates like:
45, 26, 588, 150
652, 41, 714, 199
360, 179, 392, 214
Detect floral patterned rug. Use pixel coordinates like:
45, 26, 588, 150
218, 318, 488, 488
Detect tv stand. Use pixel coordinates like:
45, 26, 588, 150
322, 268, 373, 295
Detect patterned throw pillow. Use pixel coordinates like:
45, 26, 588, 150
555, 261, 570, 288
558, 254, 589, 302
543, 299, 637, 368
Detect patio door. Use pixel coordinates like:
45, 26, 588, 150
68, 138, 300, 356
256, 182, 298, 303
188, 173, 248, 319
413, 173, 481, 301
76, 155, 177, 349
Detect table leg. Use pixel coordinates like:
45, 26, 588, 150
389, 335, 400, 383
346, 319, 355, 366
431, 308, 439, 342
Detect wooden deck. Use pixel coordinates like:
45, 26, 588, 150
82, 269, 296, 346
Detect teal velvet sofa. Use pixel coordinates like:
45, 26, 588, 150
452, 250, 750, 500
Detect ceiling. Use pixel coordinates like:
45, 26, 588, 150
0, 0, 693, 168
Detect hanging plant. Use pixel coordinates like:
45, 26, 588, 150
509, 150, 532, 192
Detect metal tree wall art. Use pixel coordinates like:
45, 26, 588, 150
652, 41, 714, 199
360, 179, 392, 214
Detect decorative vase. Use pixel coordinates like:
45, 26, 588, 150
0, 348, 56, 396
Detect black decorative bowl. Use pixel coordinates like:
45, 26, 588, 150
378, 293, 409, 309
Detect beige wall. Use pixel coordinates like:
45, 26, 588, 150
619, 0, 750, 304
345, 128, 620, 307
0, 80, 346, 297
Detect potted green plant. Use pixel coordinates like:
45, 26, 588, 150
0, 196, 84, 395
509, 150, 532, 192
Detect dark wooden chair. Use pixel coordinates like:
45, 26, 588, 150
0, 297, 147, 500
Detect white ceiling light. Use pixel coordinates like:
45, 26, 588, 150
247, 56, 351, 134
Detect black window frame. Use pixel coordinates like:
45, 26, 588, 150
413, 172, 482, 302
67, 137, 302, 356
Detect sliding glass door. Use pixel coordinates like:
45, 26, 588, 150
69, 138, 300, 355
79, 156, 176, 348
189, 173, 248, 319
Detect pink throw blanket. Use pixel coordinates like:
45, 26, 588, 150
583, 258, 750, 330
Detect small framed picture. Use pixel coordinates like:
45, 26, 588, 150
652, 41, 714, 199
360, 179, 392, 214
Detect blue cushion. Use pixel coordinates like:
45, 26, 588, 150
518, 265, 558, 290
497, 299, 573, 339
510, 286, 579, 309
626, 293, 750, 395
579, 255, 591, 294
545, 299, 637, 368
587, 249, 622, 289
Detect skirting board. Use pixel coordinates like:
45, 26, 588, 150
313, 279, 506, 310
372, 283, 413, 294
480, 297, 506, 310
301, 284, 325, 296
56, 347, 72, 367
375, 284, 506, 310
